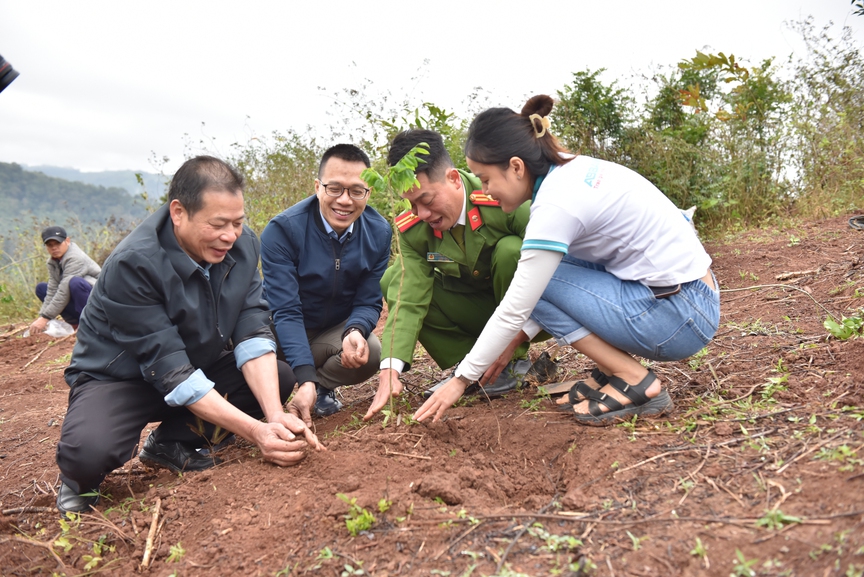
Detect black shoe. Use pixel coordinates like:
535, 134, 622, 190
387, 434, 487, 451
138, 432, 220, 473
478, 358, 532, 397
314, 385, 343, 417
56, 482, 99, 515
422, 359, 531, 399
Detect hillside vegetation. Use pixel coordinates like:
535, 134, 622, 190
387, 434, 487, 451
22, 164, 167, 198
1, 18, 861, 324
0, 162, 150, 237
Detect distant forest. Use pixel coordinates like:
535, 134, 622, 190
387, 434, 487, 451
22, 165, 168, 197
0, 162, 151, 245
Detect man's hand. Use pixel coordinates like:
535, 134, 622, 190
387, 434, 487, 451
269, 410, 325, 452
286, 381, 316, 427
413, 377, 468, 423
247, 420, 322, 467
363, 369, 404, 421
29, 317, 48, 335
341, 331, 369, 369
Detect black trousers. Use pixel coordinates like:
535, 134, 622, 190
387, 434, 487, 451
56, 353, 297, 493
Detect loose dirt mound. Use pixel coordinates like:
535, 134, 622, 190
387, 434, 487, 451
2, 215, 864, 576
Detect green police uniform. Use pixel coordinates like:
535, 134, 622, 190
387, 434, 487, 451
380, 170, 532, 371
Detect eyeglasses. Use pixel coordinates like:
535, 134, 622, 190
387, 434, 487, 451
321, 182, 370, 200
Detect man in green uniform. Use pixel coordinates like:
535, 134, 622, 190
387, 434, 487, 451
364, 129, 541, 420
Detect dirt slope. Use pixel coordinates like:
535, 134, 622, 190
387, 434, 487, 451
1, 214, 863, 577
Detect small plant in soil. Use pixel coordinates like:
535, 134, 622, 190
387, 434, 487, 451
731, 548, 758, 576
276, 561, 299, 576
815, 444, 862, 471
616, 415, 639, 440
166, 541, 186, 562
341, 561, 365, 576
304, 547, 334, 572
456, 508, 480, 526
824, 311, 864, 340
687, 347, 708, 370
519, 395, 544, 412
527, 522, 582, 552
48, 352, 72, 365
755, 509, 802, 530
337, 493, 375, 536
52, 515, 117, 571
840, 406, 864, 421
738, 270, 759, 282
690, 537, 708, 564
626, 530, 649, 551
761, 374, 788, 400
380, 397, 417, 428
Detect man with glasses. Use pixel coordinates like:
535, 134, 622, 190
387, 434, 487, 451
261, 144, 391, 421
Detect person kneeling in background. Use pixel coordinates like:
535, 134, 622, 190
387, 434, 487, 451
30, 226, 101, 334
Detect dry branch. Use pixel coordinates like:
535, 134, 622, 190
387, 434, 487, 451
140, 496, 161, 569
0, 535, 67, 570
384, 448, 431, 460
1, 506, 56, 515
776, 269, 819, 281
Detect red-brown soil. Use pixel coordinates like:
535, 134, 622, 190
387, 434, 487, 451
2, 215, 864, 576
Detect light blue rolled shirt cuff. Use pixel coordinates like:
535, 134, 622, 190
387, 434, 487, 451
234, 337, 277, 369
162, 339, 275, 407
164, 369, 215, 407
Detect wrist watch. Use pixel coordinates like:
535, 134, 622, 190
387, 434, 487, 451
455, 374, 471, 386
342, 326, 362, 340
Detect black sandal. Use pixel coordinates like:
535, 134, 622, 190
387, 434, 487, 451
570, 370, 673, 426
558, 368, 611, 411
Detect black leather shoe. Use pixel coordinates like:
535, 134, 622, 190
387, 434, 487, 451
422, 359, 531, 399
56, 482, 99, 515
314, 385, 343, 417
478, 358, 532, 397
138, 432, 220, 473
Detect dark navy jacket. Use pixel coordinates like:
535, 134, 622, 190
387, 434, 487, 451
65, 203, 274, 395
260, 195, 391, 385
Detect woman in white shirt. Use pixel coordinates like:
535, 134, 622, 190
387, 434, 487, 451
414, 95, 720, 425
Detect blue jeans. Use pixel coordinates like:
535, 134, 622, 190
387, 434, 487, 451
35, 277, 93, 325
530, 256, 720, 362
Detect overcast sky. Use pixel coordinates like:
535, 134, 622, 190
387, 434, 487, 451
1, 0, 862, 173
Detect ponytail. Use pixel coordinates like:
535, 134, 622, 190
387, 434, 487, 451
465, 95, 571, 181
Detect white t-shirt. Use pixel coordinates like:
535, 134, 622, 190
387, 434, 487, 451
455, 155, 712, 382
523, 155, 710, 286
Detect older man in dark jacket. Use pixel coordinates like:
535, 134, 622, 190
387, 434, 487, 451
261, 144, 391, 420
56, 156, 322, 515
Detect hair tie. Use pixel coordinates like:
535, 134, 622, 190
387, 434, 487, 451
529, 114, 551, 138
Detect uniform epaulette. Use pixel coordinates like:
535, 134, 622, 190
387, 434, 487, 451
469, 192, 501, 207
395, 210, 422, 233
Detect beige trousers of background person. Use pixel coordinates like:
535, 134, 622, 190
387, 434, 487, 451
306, 320, 381, 391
